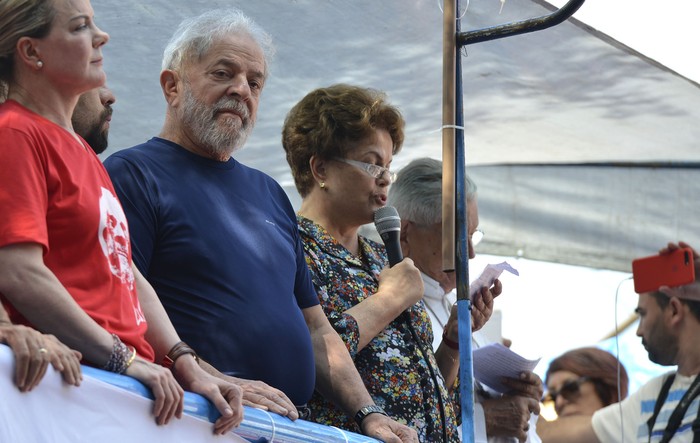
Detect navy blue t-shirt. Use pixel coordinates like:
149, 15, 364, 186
104, 137, 318, 405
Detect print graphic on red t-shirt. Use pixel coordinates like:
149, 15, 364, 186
98, 187, 146, 325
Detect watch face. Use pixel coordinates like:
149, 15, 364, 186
355, 405, 387, 425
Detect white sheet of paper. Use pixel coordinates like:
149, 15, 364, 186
470, 261, 519, 297
473, 342, 540, 393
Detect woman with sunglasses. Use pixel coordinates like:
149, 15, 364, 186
282, 84, 460, 441
543, 347, 629, 419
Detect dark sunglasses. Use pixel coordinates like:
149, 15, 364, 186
542, 376, 591, 403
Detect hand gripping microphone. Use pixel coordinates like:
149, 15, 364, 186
373, 206, 403, 267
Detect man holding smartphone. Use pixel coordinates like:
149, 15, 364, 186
538, 241, 700, 443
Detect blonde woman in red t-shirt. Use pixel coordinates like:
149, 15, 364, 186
0, 1, 248, 433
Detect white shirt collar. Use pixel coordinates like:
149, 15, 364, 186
422, 272, 447, 299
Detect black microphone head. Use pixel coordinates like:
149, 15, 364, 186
374, 206, 403, 267
373, 206, 401, 236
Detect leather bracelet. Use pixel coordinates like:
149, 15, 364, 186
162, 341, 199, 376
442, 331, 460, 350
354, 404, 388, 427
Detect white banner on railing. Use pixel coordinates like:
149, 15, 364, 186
0, 345, 246, 443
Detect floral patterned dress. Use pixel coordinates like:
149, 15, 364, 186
298, 216, 460, 442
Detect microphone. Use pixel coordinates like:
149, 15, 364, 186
374, 207, 419, 344
373, 206, 403, 267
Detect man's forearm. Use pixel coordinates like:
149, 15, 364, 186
132, 265, 180, 362
434, 342, 459, 391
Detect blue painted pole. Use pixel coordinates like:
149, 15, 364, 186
454, 1, 477, 441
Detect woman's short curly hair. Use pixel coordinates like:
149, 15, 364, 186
282, 83, 405, 197
545, 347, 629, 406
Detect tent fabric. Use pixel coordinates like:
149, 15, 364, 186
95, 0, 700, 272
471, 163, 700, 271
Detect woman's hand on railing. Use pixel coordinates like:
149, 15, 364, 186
361, 413, 419, 443
0, 324, 82, 392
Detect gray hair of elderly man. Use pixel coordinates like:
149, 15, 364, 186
161, 8, 275, 76
388, 157, 477, 226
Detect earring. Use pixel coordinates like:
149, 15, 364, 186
36, 60, 43, 69
319, 182, 326, 189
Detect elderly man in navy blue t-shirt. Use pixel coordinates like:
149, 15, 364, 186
105, 8, 418, 443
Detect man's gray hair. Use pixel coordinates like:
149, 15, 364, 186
388, 157, 477, 226
161, 9, 275, 76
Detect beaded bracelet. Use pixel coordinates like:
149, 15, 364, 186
103, 334, 133, 374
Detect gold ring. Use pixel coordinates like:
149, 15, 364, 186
38, 348, 48, 354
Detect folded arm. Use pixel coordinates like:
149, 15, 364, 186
343, 258, 424, 351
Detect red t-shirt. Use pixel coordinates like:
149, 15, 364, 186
0, 100, 153, 362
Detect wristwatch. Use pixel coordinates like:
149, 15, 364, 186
354, 404, 388, 427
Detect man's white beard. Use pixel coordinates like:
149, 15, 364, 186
180, 86, 253, 158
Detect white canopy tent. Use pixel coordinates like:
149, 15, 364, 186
96, 0, 700, 272
93, 0, 694, 397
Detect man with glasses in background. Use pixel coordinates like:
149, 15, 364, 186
388, 157, 543, 442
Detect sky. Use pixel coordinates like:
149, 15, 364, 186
547, 0, 700, 83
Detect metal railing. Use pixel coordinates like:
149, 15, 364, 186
81, 364, 379, 443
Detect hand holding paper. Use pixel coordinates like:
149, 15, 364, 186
473, 342, 541, 394
470, 261, 519, 298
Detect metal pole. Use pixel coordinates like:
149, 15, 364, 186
452, 1, 585, 440
458, 0, 586, 46
453, 0, 476, 439
442, 0, 456, 273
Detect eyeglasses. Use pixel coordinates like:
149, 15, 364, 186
470, 229, 484, 246
333, 157, 397, 184
542, 376, 591, 404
